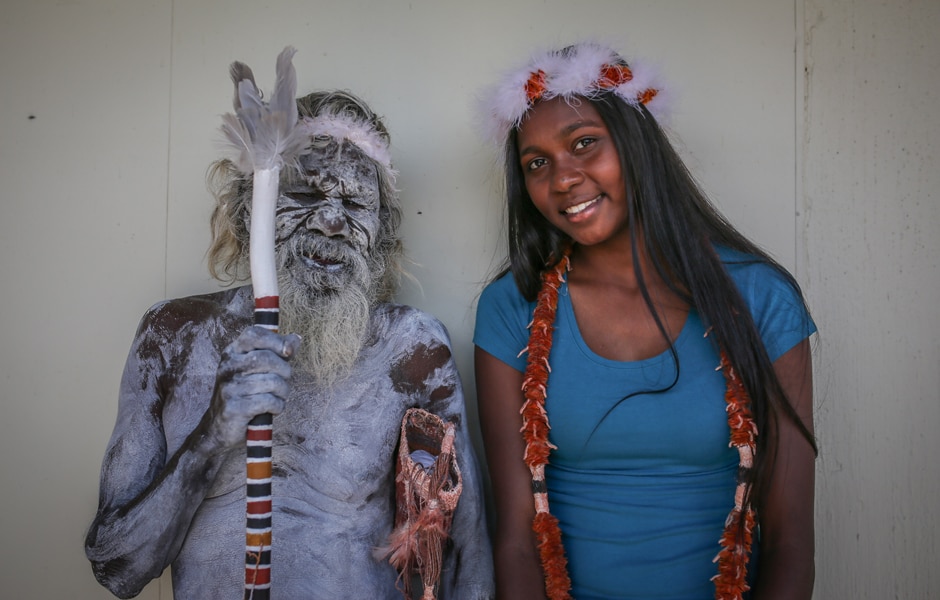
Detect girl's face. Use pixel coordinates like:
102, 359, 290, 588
516, 96, 630, 248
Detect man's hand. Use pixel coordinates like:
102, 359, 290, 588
207, 326, 301, 448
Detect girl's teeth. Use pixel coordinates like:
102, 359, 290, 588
565, 197, 598, 215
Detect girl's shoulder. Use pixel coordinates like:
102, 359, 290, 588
715, 246, 815, 359
478, 271, 533, 316
482, 270, 521, 294
715, 245, 800, 299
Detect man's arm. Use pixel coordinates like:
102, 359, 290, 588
393, 314, 495, 599
85, 409, 229, 598
85, 308, 298, 598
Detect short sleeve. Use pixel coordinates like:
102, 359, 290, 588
473, 273, 534, 372
723, 252, 817, 363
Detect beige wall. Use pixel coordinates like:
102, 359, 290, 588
0, 1, 935, 598
801, 1, 940, 598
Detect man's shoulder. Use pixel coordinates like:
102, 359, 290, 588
371, 302, 452, 345
137, 286, 251, 337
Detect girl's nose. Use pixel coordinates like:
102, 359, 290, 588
551, 159, 584, 192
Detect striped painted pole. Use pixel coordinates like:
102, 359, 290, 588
244, 168, 280, 600
220, 46, 304, 598
245, 408, 273, 599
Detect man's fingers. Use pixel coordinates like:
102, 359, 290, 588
228, 371, 291, 398
228, 326, 301, 358
221, 349, 293, 379
224, 392, 287, 417
281, 333, 302, 357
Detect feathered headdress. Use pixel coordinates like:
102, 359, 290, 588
477, 41, 671, 148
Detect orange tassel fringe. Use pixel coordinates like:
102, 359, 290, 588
521, 248, 758, 599
712, 507, 757, 600
711, 354, 758, 599
520, 254, 572, 600
533, 511, 572, 600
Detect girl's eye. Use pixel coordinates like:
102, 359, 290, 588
526, 158, 547, 172
575, 137, 596, 150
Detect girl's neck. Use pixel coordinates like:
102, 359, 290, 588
567, 229, 689, 317
569, 230, 654, 292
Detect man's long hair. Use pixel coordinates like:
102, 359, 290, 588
206, 90, 403, 302
498, 92, 817, 513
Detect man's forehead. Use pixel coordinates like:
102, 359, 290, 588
299, 138, 376, 173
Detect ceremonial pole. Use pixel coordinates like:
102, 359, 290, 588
220, 46, 306, 600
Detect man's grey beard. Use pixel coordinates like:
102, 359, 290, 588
276, 238, 378, 387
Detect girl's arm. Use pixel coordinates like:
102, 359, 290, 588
475, 347, 549, 600
752, 338, 816, 598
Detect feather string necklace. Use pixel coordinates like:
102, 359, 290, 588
519, 249, 757, 600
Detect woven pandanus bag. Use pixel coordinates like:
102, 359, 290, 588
381, 408, 463, 600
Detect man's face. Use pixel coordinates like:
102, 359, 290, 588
274, 138, 382, 293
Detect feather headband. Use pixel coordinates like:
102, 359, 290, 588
297, 113, 395, 178
478, 41, 670, 147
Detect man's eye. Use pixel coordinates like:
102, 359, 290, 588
283, 191, 323, 204
342, 196, 369, 210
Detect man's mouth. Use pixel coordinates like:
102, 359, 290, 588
301, 252, 345, 272
563, 195, 601, 215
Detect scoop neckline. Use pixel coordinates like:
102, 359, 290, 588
558, 281, 695, 369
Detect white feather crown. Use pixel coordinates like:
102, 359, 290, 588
478, 41, 670, 148
297, 113, 394, 176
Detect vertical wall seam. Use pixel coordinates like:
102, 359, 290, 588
163, 0, 176, 300
795, 0, 806, 284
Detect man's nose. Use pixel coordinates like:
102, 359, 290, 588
305, 202, 348, 237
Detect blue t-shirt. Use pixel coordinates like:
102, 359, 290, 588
473, 248, 815, 599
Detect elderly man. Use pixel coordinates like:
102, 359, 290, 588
84, 84, 493, 599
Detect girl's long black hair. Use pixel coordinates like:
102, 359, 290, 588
498, 90, 817, 513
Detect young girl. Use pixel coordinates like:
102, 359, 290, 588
473, 42, 817, 600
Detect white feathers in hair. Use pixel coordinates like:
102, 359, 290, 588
297, 113, 394, 172
220, 46, 308, 174
220, 48, 394, 183
477, 40, 670, 148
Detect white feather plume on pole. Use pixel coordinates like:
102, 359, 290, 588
219, 45, 307, 306
221, 46, 307, 173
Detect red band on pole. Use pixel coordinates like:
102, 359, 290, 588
245, 566, 272, 586
247, 500, 273, 515
254, 296, 280, 309
247, 428, 273, 442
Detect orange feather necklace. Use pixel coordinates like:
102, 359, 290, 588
519, 249, 757, 600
